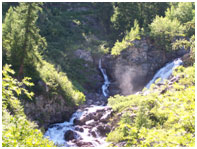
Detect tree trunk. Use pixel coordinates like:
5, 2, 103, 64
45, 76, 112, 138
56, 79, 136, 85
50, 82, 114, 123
18, 59, 24, 81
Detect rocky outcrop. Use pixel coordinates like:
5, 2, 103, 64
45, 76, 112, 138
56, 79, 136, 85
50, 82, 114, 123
102, 37, 188, 96
22, 81, 77, 129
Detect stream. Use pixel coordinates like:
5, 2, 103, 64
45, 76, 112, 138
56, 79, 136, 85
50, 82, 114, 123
44, 58, 183, 147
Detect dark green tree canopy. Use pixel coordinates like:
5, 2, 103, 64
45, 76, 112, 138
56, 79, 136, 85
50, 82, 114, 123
3, 2, 47, 79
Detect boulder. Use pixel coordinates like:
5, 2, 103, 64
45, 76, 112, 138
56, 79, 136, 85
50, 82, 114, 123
64, 130, 77, 141
74, 113, 91, 125
97, 124, 111, 136
75, 126, 84, 132
90, 130, 97, 138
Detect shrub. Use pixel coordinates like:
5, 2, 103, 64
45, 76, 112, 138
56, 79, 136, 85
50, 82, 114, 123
36, 59, 86, 106
149, 16, 185, 51
111, 20, 141, 56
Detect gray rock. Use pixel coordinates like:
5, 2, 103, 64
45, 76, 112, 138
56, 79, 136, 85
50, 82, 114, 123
97, 124, 111, 136
64, 130, 77, 141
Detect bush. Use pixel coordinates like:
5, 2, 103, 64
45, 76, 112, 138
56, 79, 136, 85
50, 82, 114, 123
111, 20, 141, 56
149, 16, 185, 51
165, 2, 195, 37
36, 59, 86, 106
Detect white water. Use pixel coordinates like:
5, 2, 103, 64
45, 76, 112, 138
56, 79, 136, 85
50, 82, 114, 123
145, 58, 183, 89
44, 110, 83, 146
99, 59, 110, 97
44, 106, 110, 147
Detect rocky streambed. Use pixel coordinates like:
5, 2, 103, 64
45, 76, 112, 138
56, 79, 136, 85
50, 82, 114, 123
44, 103, 113, 147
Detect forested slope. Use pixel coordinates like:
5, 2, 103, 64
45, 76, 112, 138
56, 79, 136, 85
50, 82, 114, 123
2, 2, 195, 147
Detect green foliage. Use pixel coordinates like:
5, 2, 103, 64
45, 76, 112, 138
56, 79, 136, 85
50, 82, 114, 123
166, 2, 195, 25
165, 2, 195, 37
2, 64, 55, 147
36, 59, 86, 105
149, 16, 185, 51
172, 35, 195, 65
36, 3, 113, 92
107, 65, 195, 147
2, 64, 34, 111
111, 20, 141, 55
3, 2, 86, 106
2, 3, 47, 78
111, 2, 169, 39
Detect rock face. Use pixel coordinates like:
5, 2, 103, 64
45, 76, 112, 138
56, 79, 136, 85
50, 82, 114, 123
22, 81, 77, 129
102, 37, 188, 96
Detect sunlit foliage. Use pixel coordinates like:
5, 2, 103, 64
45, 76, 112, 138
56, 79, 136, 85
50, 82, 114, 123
149, 16, 185, 51
2, 65, 55, 147
111, 20, 140, 55
107, 65, 195, 147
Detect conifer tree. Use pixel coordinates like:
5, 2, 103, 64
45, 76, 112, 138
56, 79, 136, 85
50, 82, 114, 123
3, 2, 47, 80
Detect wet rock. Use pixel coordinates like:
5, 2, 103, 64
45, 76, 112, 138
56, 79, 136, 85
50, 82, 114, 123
89, 112, 102, 121
90, 130, 97, 138
74, 113, 90, 125
97, 124, 111, 136
76, 141, 94, 147
64, 130, 77, 141
73, 119, 83, 125
100, 111, 112, 122
102, 37, 188, 96
86, 100, 93, 105
75, 126, 84, 132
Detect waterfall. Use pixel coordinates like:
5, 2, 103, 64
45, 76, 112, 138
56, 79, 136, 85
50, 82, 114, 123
99, 59, 110, 97
44, 58, 112, 147
44, 57, 183, 147
145, 58, 183, 89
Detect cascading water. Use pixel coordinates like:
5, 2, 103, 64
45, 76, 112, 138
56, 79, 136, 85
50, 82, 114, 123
99, 59, 110, 97
44, 106, 110, 147
44, 59, 111, 147
44, 57, 182, 147
44, 110, 83, 146
145, 58, 183, 89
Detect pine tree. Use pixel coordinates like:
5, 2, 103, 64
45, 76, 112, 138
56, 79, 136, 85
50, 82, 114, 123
3, 2, 47, 80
